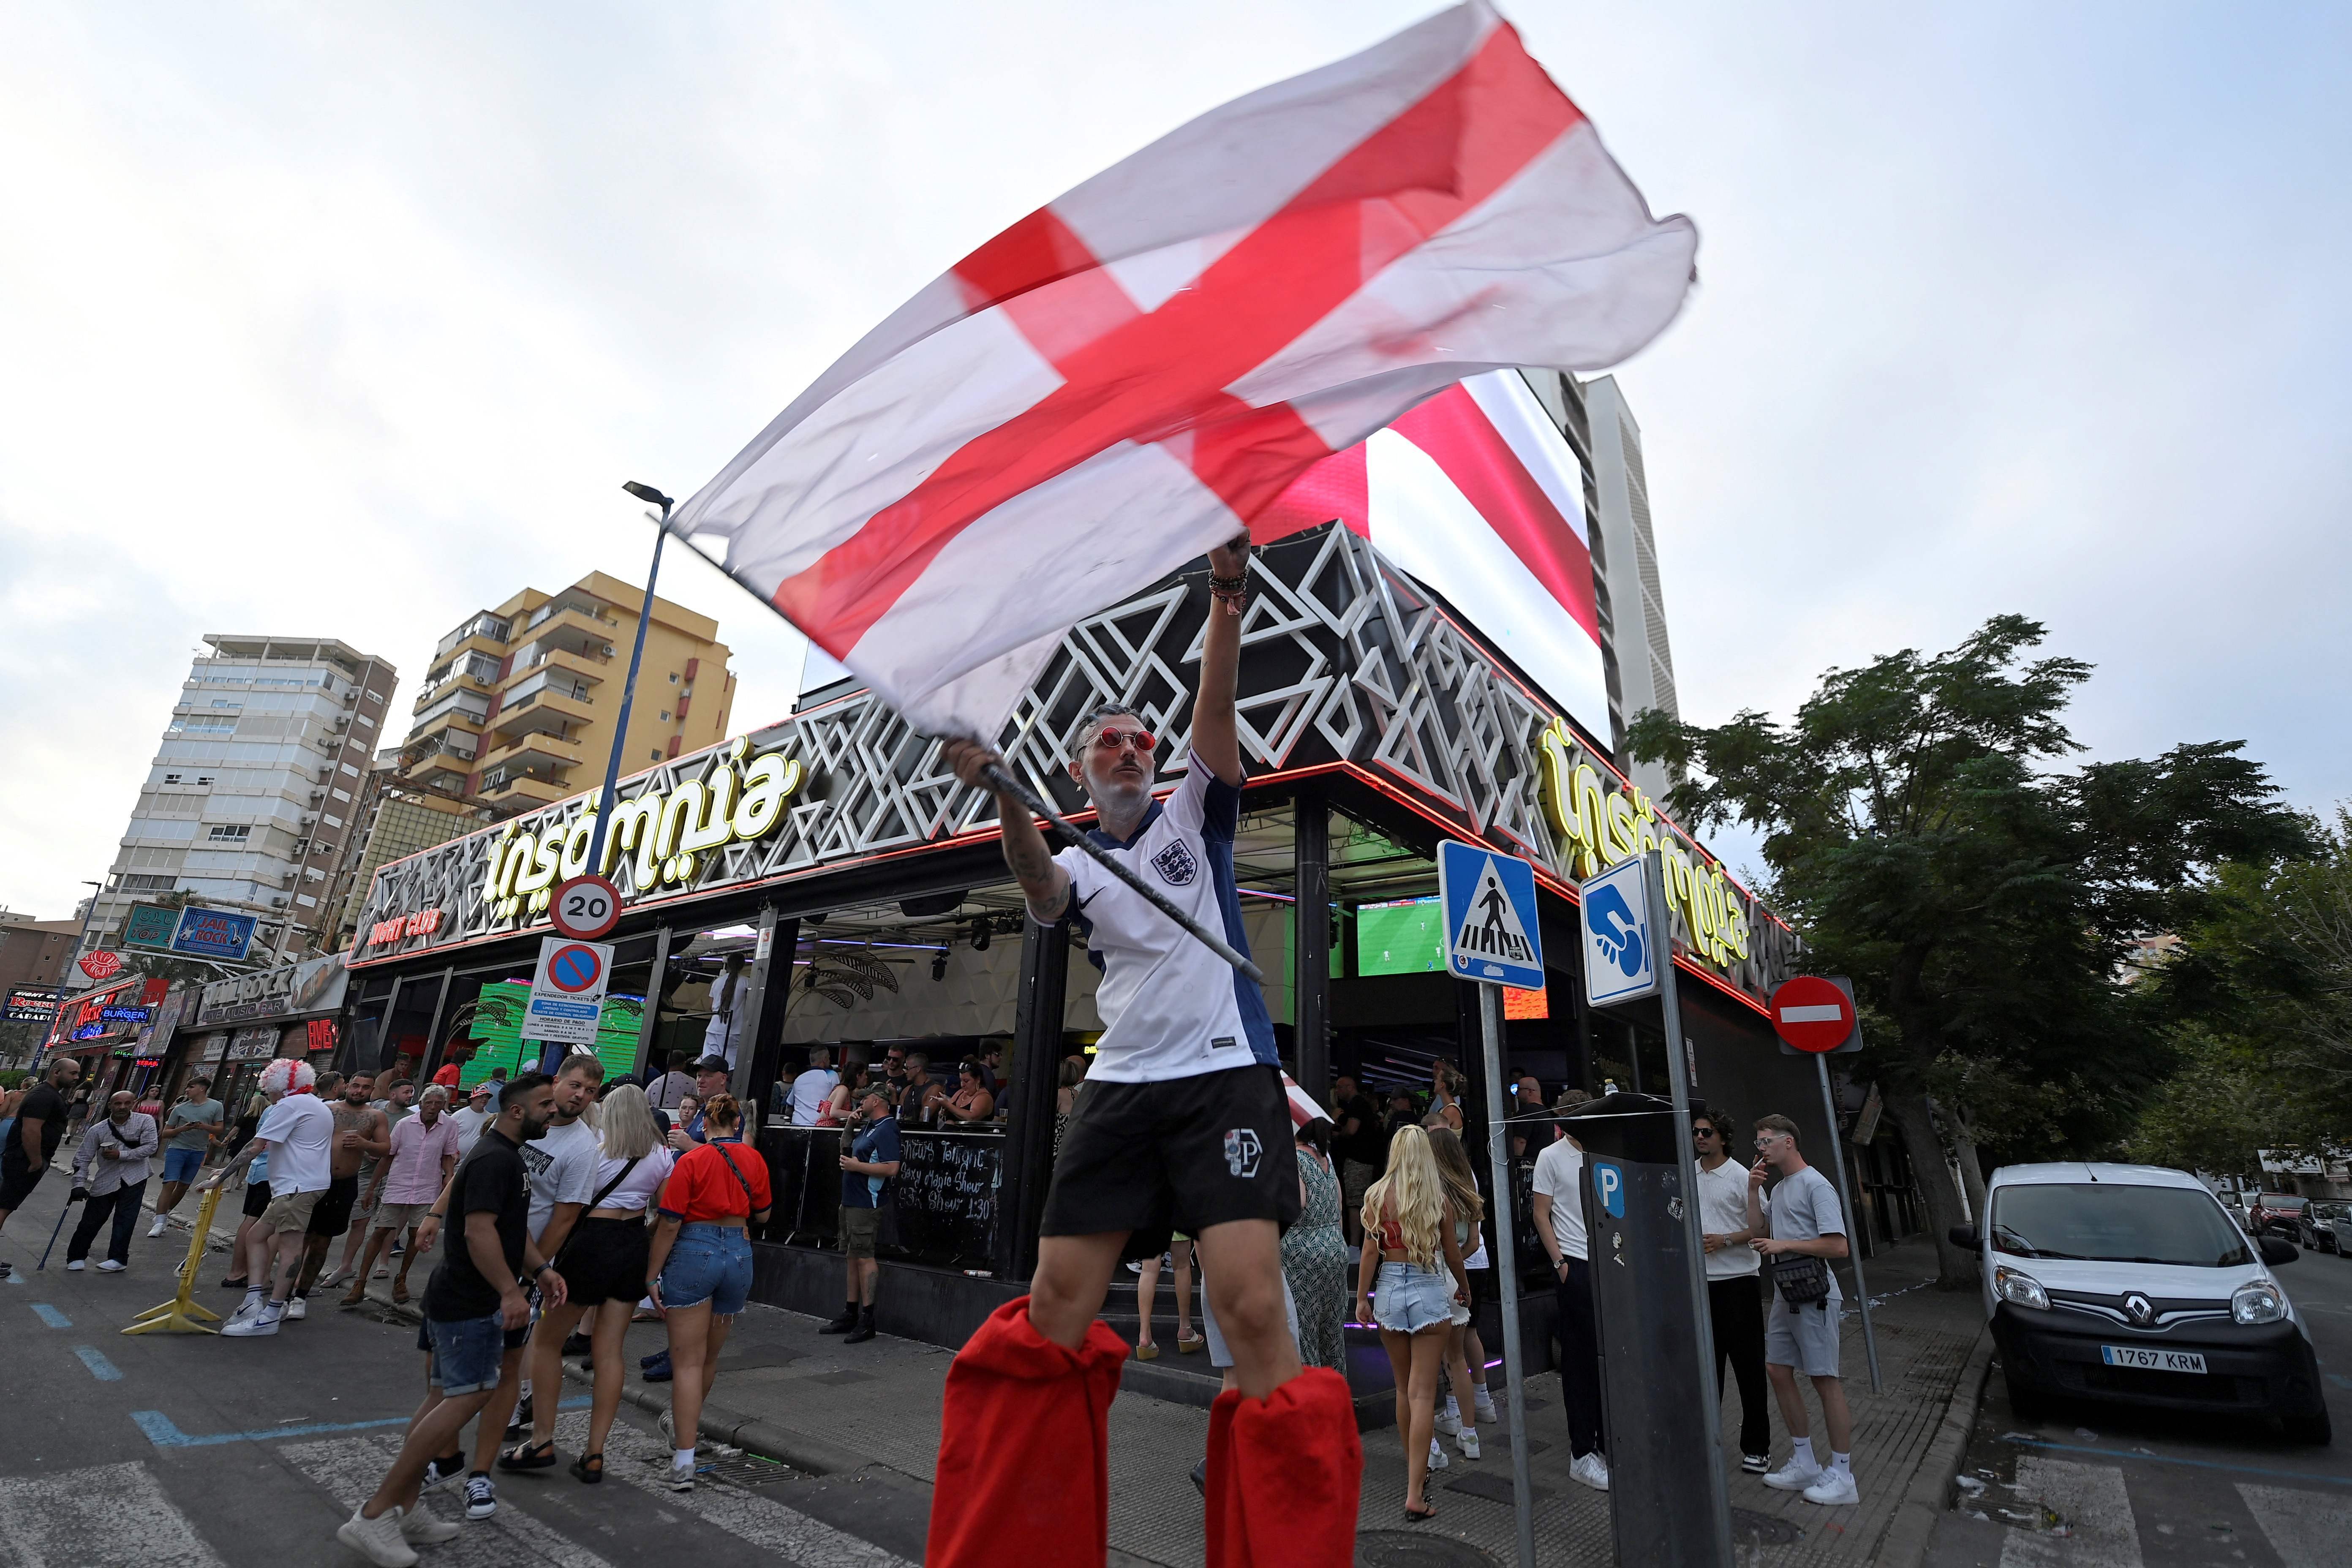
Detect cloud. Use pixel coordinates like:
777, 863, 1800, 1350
2, 1, 2346, 920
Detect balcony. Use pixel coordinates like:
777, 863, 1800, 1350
411, 670, 495, 716
476, 731, 585, 776
486, 688, 593, 742
479, 771, 572, 811
518, 604, 619, 649
509, 645, 608, 688
435, 614, 513, 659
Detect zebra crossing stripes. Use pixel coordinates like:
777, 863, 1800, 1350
0, 1460, 227, 1568
1994, 1454, 2348, 1568
569, 1413, 917, 1568
278, 1435, 617, 1568
1997, 1458, 2140, 1568
2235, 1483, 2340, 1568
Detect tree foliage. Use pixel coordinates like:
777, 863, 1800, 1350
1628, 615, 2312, 1282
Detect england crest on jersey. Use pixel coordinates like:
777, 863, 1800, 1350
1151, 840, 1199, 887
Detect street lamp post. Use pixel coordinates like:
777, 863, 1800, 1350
581, 481, 673, 891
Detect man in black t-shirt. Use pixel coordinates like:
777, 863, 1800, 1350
1327, 1074, 1381, 1246
336, 1074, 564, 1565
0, 1057, 84, 1277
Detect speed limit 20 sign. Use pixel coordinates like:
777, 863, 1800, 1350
550, 875, 621, 940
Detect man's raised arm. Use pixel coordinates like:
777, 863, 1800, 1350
1190, 533, 1250, 787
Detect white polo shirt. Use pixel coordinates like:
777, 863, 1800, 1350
1693, 1157, 1760, 1279
1057, 753, 1276, 1084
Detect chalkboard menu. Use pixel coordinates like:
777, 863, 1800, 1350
893, 1132, 1000, 1264
754, 1125, 1002, 1268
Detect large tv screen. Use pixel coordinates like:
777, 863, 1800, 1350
1356, 896, 1446, 977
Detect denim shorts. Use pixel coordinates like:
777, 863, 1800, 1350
162, 1147, 205, 1184
1372, 1261, 1456, 1335
660, 1222, 752, 1315
425, 1311, 509, 1396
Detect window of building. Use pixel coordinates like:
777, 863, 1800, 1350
668, 672, 679, 683
207, 825, 252, 842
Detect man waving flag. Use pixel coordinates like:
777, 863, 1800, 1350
672, 0, 1697, 742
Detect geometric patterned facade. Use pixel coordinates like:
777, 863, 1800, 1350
350, 524, 1794, 1009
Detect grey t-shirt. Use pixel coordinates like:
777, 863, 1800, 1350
166, 1100, 224, 1152
519, 1116, 602, 1241
1767, 1164, 1846, 1301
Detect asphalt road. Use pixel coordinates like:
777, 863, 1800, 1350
1925, 1233, 2352, 1568
0, 1178, 930, 1567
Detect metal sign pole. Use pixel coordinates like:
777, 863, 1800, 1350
1813, 1054, 1883, 1392
1645, 849, 1735, 1566
1475, 981, 1536, 1568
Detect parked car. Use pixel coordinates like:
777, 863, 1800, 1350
1953, 1163, 2330, 1445
2295, 1201, 2347, 1255
2249, 1192, 2309, 1239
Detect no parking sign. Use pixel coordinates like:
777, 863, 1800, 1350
524, 936, 612, 1045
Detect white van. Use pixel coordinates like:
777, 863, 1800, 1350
1953, 1162, 2330, 1445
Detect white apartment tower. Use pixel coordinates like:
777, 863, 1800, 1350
1517, 370, 1682, 803
90, 636, 399, 965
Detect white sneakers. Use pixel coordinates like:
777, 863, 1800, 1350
149, 1216, 171, 1238
1569, 1453, 1611, 1492
1473, 1392, 1497, 1424
399, 1508, 462, 1544
65, 1260, 85, 1271
1434, 1404, 1460, 1436
285, 1296, 308, 1321
1457, 1428, 1481, 1461
220, 1302, 283, 1337
1426, 1437, 1449, 1472
1760, 1454, 1859, 1504
336, 1506, 419, 1567
97, 1260, 126, 1273
463, 1475, 496, 1520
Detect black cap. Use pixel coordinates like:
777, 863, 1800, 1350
693, 1055, 731, 1073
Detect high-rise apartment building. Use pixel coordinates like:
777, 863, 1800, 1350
396, 571, 736, 820
319, 751, 476, 950
1519, 370, 1682, 803
90, 636, 399, 963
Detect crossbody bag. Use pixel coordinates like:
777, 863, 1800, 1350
1770, 1251, 1832, 1309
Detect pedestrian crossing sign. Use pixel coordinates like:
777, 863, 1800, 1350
1437, 840, 1546, 990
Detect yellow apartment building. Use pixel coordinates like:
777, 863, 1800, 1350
397, 572, 736, 820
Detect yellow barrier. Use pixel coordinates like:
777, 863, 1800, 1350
123, 1185, 224, 1336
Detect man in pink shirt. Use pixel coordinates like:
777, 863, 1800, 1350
344, 1084, 461, 1307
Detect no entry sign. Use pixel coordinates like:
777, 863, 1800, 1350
1769, 976, 1857, 1054
550, 875, 621, 941
524, 935, 612, 1045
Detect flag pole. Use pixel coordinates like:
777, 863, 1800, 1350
650, 516, 1263, 986
980, 762, 1264, 986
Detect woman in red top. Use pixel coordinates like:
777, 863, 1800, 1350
645, 1094, 771, 1492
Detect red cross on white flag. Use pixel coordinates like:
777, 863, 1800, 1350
673, 0, 1697, 740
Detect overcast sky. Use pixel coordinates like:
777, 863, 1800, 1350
3, 1, 2345, 919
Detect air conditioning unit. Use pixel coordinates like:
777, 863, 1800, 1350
310, 790, 327, 805
298, 814, 317, 828
269, 896, 289, 909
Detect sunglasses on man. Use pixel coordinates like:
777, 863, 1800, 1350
1087, 727, 1157, 754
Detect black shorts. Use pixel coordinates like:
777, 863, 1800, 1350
559, 1215, 651, 1308
1464, 1263, 1496, 1310
0, 1155, 44, 1212
307, 1173, 360, 1239
1042, 1064, 1301, 1263
242, 1180, 273, 1220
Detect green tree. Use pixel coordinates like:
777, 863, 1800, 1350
2152, 810, 2352, 1151
1628, 615, 2310, 1285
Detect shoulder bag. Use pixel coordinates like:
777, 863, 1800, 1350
1770, 1251, 1832, 1308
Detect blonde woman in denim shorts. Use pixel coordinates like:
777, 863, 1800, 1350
1353, 1124, 1470, 1522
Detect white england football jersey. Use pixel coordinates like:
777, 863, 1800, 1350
1056, 752, 1278, 1084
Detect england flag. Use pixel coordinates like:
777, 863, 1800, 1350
672, 0, 1696, 740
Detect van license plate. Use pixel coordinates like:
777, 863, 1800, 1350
2101, 1345, 2206, 1374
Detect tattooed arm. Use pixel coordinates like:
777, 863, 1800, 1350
942, 740, 1072, 922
